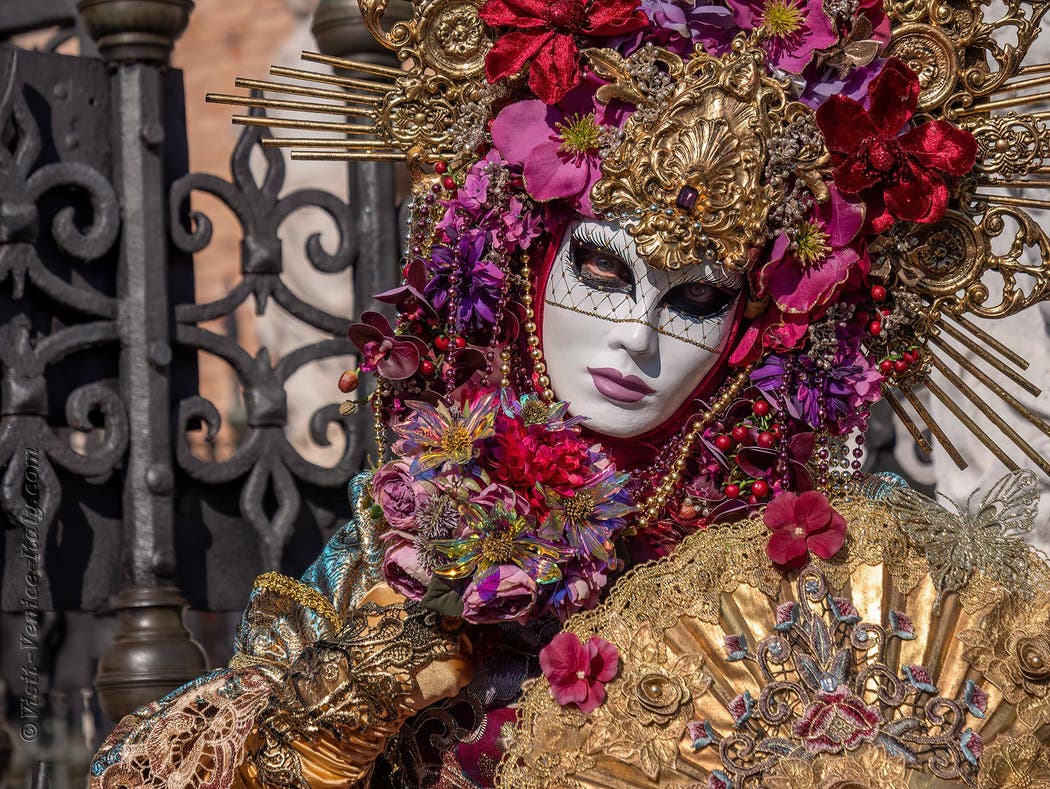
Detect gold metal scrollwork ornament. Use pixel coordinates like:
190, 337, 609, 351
885, 23, 958, 110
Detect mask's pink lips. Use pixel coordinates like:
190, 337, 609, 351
587, 367, 656, 404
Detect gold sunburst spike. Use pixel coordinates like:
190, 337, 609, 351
945, 313, 1031, 372
928, 356, 1050, 475
260, 138, 400, 150
928, 337, 1050, 440
923, 378, 1020, 471
268, 65, 393, 96
900, 386, 969, 469
299, 50, 405, 80
206, 92, 377, 118
883, 390, 935, 455
234, 77, 382, 105
935, 317, 1040, 395
290, 150, 407, 161
231, 115, 376, 135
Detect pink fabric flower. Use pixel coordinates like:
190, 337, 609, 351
492, 80, 623, 216
372, 461, 424, 530
793, 685, 881, 753
539, 631, 619, 714
382, 540, 431, 600
757, 187, 868, 314
764, 490, 847, 568
729, 0, 838, 74
461, 564, 539, 624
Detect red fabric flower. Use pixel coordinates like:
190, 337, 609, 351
816, 59, 977, 233
480, 0, 648, 104
484, 414, 591, 513
539, 631, 619, 714
764, 490, 846, 568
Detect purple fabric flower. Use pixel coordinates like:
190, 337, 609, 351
546, 554, 621, 620
382, 540, 431, 600
373, 461, 424, 531
492, 78, 624, 216
729, 0, 838, 74
461, 564, 539, 624
752, 324, 884, 435
426, 226, 507, 333
757, 186, 867, 314
627, 0, 736, 56
801, 59, 885, 109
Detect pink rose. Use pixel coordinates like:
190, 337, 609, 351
382, 541, 430, 600
373, 461, 423, 530
460, 564, 538, 625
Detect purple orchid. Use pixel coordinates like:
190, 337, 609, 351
492, 78, 625, 216
729, 0, 838, 74
374, 259, 439, 322
347, 311, 428, 380
801, 59, 885, 110
757, 186, 868, 314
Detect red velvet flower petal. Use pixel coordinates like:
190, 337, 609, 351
868, 59, 919, 137
832, 156, 878, 196
815, 96, 876, 155
885, 159, 945, 224
900, 120, 978, 177
484, 29, 554, 83
478, 0, 549, 27
527, 32, 581, 105
585, 0, 649, 35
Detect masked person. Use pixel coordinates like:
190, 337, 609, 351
92, 1, 1050, 786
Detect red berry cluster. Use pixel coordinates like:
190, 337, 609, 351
714, 398, 776, 503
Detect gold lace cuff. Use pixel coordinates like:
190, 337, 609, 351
238, 592, 463, 788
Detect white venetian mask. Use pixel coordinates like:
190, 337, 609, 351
541, 219, 743, 438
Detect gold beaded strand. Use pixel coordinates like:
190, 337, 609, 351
635, 366, 752, 531
520, 253, 554, 402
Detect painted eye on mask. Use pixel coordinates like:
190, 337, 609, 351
662, 281, 736, 320
572, 243, 634, 295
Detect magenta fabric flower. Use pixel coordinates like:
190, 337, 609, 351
729, 0, 837, 74
764, 490, 847, 569
539, 631, 619, 714
381, 540, 431, 599
492, 80, 623, 216
372, 461, 425, 531
758, 187, 867, 314
617, 0, 736, 57
461, 564, 539, 624
793, 685, 881, 753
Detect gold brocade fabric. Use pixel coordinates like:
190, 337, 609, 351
497, 487, 1050, 788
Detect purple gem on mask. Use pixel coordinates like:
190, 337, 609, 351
676, 185, 699, 212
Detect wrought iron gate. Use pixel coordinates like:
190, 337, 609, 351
0, 0, 405, 741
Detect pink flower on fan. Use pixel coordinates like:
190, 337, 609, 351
764, 490, 847, 569
492, 80, 623, 216
539, 631, 619, 714
729, 0, 838, 74
757, 187, 868, 314
793, 685, 881, 753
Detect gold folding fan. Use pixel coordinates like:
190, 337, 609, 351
497, 471, 1050, 788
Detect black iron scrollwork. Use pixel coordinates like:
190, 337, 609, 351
169, 105, 361, 571
0, 48, 127, 603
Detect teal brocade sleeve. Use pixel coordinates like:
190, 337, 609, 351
88, 472, 386, 789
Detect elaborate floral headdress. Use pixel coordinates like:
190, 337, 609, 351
210, 0, 1050, 621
